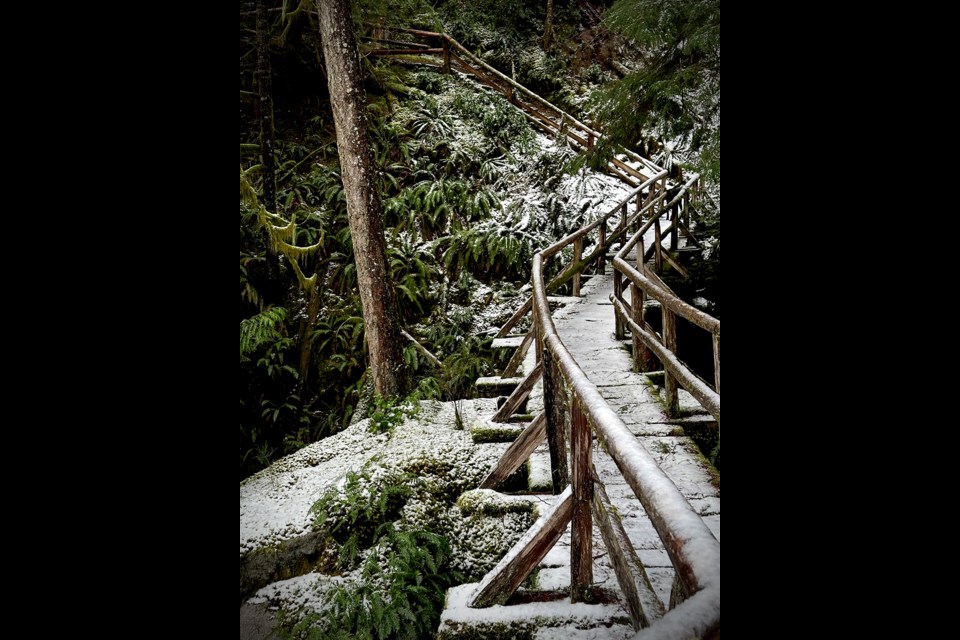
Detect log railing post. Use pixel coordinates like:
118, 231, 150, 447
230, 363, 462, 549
597, 221, 606, 274
634, 191, 642, 232
572, 237, 583, 297
570, 398, 593, 602
713, 332, 720, 394
442, 39, 450, 74
663, 308, 679, 416
671, 198, 681, 250
630, 283, 654, 372
534, 298, 543, 365
542, 348, 569, 494
613, 269, 625, 339
654, 219, 663, 272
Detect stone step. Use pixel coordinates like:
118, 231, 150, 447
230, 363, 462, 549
457, 489, 540, 516
471, 420, 524, 444
547, 295, 583, 306
491, 335, 526, 350
438, 584, 633, 640
475, 376, 524, 398
527, 447, 553, 492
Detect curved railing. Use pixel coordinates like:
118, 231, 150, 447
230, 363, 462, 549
368, 26, 720, 637
528, 200, 720, 638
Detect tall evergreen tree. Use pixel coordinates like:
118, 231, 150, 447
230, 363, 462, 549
590, 0, 720, 181
255, 0, 277, 211
543, 0, 555, 49
316, 0, 409, 398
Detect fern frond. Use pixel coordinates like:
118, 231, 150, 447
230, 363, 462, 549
240, 307, 288, 357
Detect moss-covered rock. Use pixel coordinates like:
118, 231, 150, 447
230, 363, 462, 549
471, 420, 523, 443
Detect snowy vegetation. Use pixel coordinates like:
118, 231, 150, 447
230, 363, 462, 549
241, 2, 720, 637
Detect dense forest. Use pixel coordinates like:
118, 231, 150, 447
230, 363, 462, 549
239, 0, 720, 481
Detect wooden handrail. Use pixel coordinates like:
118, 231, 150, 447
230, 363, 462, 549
494, 172, 667, 338
368, 27, 720, 635
533, 252, 720, 636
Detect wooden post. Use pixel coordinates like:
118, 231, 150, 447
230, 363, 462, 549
713, 332, 720, 394
654, 219, 663, 272
570, 399, 593, 602
587, 131, 594, 148
619, 202, 627, 236
630, 283, 654, 372
597, 221, 606, 274
613, 269, 625, 339
542, 349, 569, 494
663, 308, 679, 417
660, 176, 667, 218
572, 237, 583, 296
534, 301, 543, 365
442, 39, 450, 74
671, 197, 681, 250
506, 84, 514, 104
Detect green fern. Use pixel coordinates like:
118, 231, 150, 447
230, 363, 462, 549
239, 307, 288, 358
298, 524, 461, 640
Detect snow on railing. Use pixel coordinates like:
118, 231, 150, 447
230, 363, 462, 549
368, 26, 720, 637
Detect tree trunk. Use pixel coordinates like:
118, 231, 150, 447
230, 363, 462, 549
317, 0, 408, 398
297, 261, 329, 401
543, 0, 554, 50
255, 0, 277, 212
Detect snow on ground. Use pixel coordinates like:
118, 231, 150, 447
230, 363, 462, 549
240, 419, 390, 555
241, 399, 506, 556
241, 398, 554, 629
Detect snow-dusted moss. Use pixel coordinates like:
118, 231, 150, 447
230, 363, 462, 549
456, 489, 538, 516
470, 421, 523, 443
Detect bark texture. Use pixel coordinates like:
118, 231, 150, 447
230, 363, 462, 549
317, 0, 407, 397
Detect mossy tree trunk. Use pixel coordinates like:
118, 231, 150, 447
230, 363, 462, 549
317, 0, 408, 398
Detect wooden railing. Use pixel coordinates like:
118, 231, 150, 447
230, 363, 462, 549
611, 174, 721, 421
472, 171, 720, 637
367, 26, 720, 637
365, 26, 663, 187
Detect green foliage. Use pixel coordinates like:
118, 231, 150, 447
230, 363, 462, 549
240, 307, 289, 358
368, 396, 418, 435
410, 70, 447, 94
388, 232, 438, 318
440, 335, 493, 399
452, 90, 531, 147
408, 97, 453, 141
589, 0, 720, 182
296, 526, 460, 640
441, 202, 545, 283
311, 468, 413, 569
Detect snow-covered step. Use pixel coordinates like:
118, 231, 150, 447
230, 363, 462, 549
547, 295, 584, 306
492, 335, 526, 350
475, 375, 524, 398
471, 420, 524, 444
527, 445, 553, 492
438, 583, 634, 640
